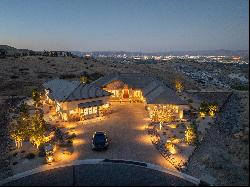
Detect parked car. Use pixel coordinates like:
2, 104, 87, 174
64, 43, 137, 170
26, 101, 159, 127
91, 131, 109, 150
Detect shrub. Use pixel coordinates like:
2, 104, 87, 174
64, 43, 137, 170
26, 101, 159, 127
185, 122, 198, 145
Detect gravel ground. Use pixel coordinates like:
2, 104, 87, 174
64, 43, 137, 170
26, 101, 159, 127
0, 98, 19, 180
186, 91, 249, 185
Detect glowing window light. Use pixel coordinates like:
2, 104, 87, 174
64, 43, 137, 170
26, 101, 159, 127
84, 108, 88, 115
88, 107, 93, 115
69, 110, 76, 114
93, 107, 97, 114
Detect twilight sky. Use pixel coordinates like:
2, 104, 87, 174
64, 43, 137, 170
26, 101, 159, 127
0, 0, 249, 52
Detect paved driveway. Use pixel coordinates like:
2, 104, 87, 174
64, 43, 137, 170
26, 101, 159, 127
3, 162, 196, 186
66, 103, 175, 170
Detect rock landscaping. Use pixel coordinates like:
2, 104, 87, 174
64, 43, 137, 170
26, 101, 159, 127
147, 90, 234, 175
186, 92, 249, 185
147, 122, 195, 171
0, 97, 24, 180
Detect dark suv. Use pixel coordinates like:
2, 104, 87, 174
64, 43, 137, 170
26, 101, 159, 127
91, 131, 109, 150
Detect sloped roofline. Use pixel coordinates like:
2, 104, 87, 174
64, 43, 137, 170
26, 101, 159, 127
43, 79, 111, 102
93, 73, 188, 105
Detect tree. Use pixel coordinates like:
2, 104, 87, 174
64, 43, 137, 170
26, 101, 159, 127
185, 122, 198, 145
19, 103, 29, 114
158, 106, 175, 122
66, 52, 72, 57
151, 109, 159, 122
149, 105, 176, 122
32, 89, 41, 107
199, 101, 218, 118
199, 101, 208, 117
0, 49, 7, 58
29, 111, 48, 149
208, 103, 218, 118
54, 51, 58, 57
10, 112, 31, 148
80, 76, 88, 83
10, 109, 51, 149
175, 80, 184, 93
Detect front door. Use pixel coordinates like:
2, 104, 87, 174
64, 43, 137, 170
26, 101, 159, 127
123, 89, 129, 99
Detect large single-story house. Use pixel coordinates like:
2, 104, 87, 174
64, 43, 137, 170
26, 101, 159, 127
42, 79, 111, 121
43, 73, 189, 122
92, 73, 189, 121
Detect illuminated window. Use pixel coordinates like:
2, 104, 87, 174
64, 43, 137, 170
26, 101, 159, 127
111, 90, 117, 97
88, 107, 93, 115
84, 108, 88, 115
69, 110, 75, 114
93, 107, 97, 114
115, 90, 119, 97
134, 90, 141, 97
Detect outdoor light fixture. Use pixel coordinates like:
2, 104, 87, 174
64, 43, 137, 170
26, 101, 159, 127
199, 112, 206, 118
46, 155, 53, 164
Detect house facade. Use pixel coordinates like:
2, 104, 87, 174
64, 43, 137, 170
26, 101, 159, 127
43, 79, 111, 121
92, 73, 189, 121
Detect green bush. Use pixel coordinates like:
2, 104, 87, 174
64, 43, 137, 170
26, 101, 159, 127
185, 122, 198, 145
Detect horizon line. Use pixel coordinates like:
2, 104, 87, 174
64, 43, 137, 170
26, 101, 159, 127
1, 44, 249, 53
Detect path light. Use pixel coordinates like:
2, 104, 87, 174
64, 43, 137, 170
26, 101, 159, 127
165, 142, 177, 154
169, 123, 177, 129
199, 112, 206, 118
159, 122, 162, 130
46, 155, 53, 164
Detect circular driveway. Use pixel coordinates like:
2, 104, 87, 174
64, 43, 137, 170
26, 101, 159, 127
69, 103, 175, 170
